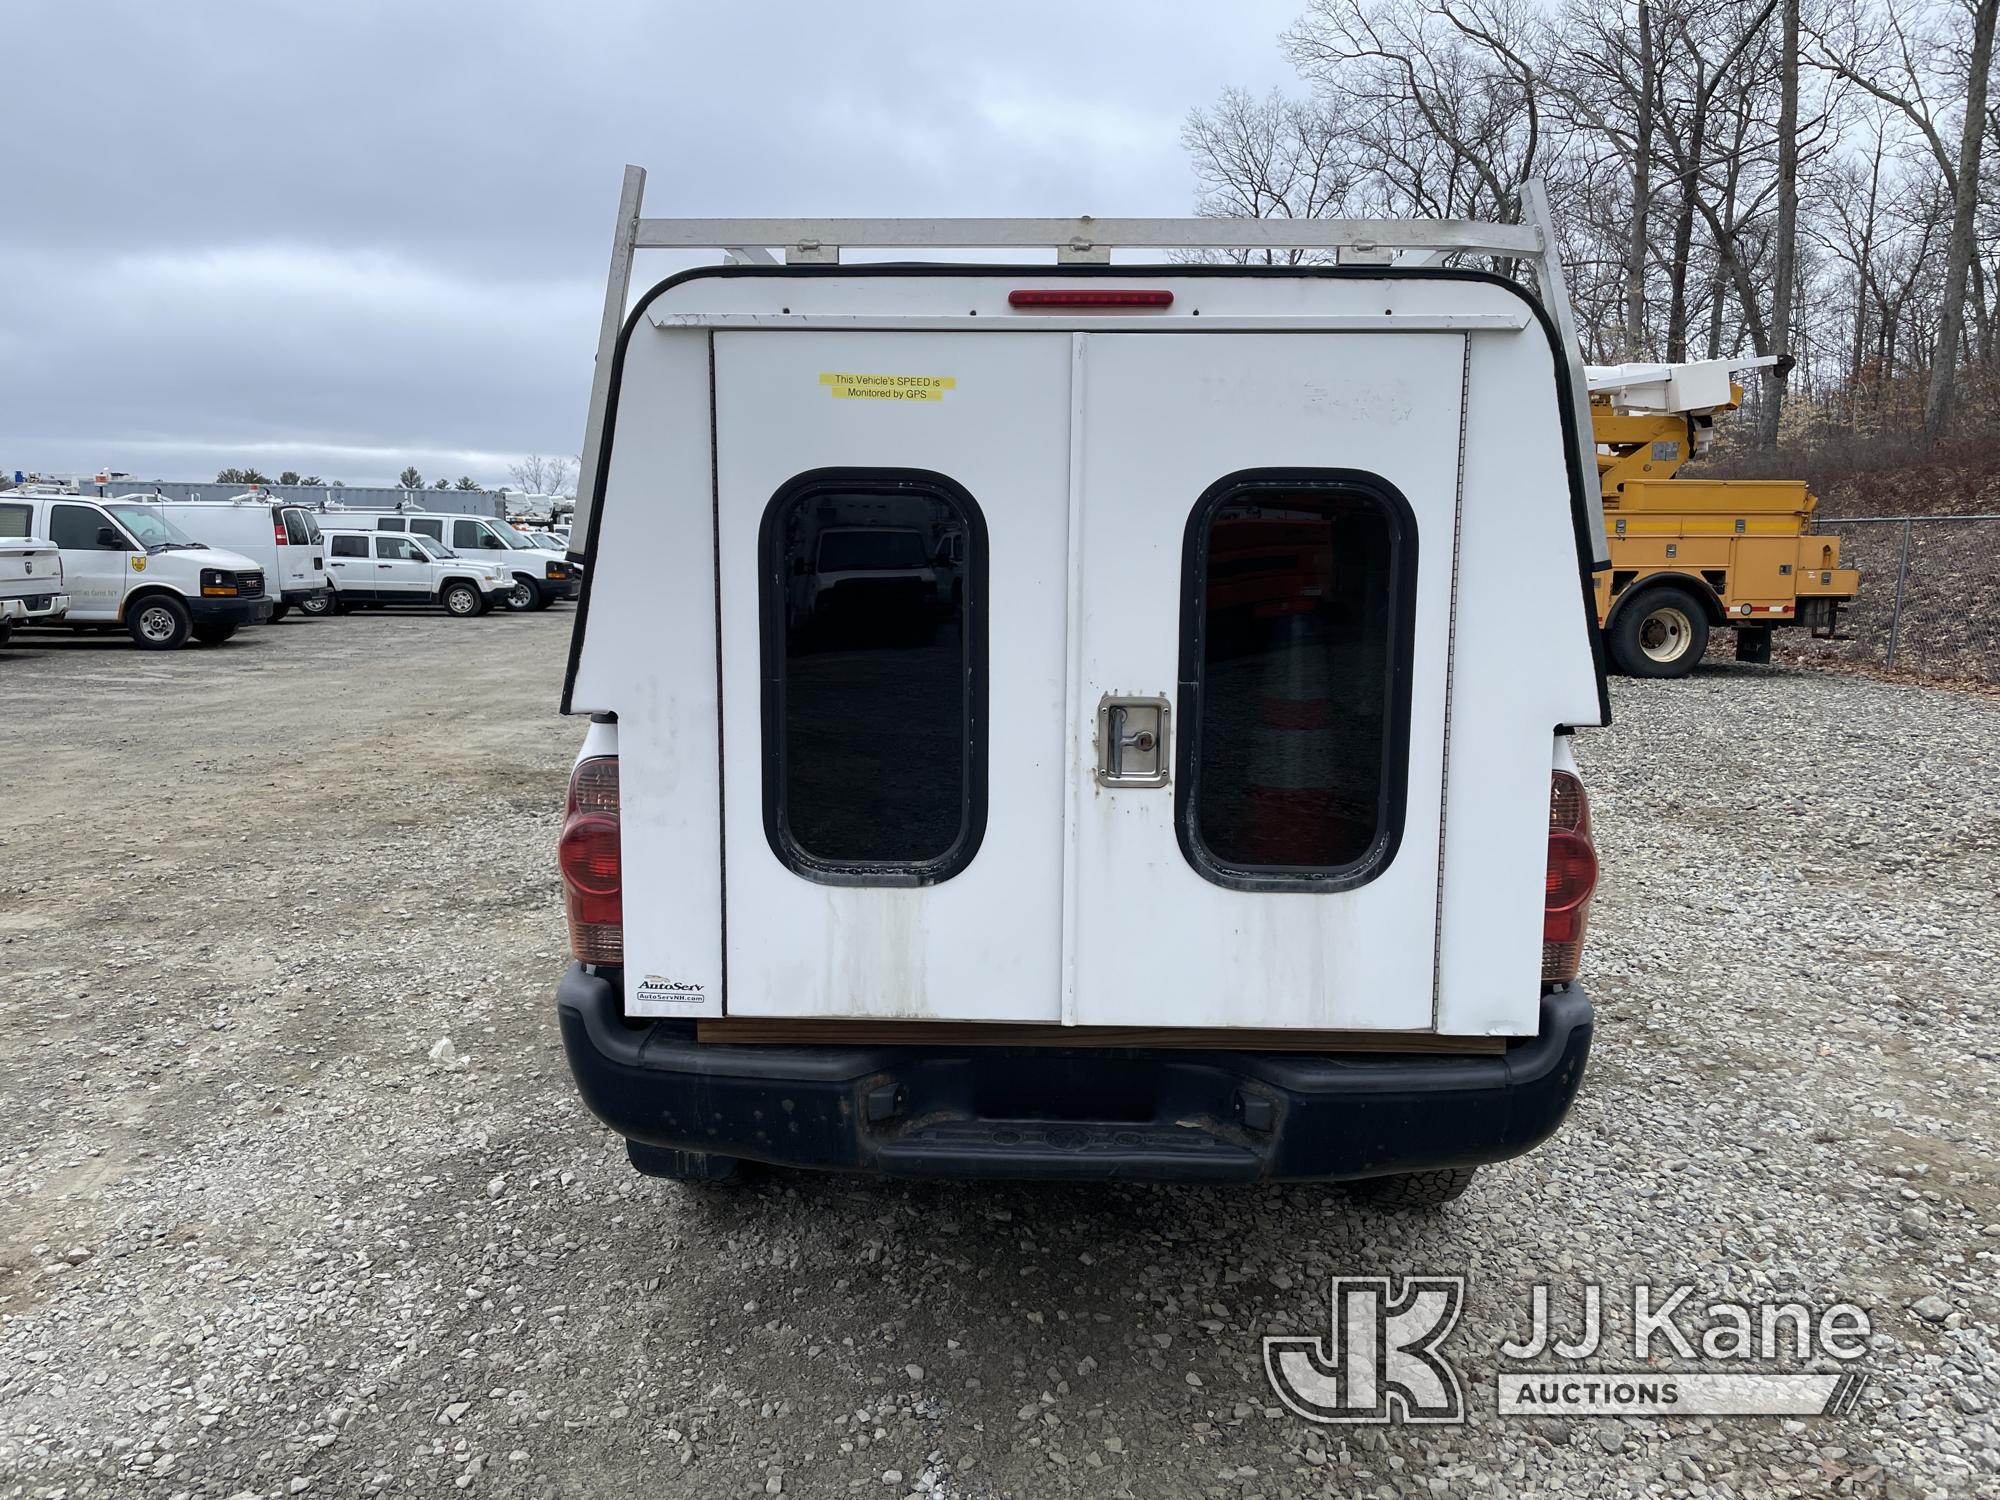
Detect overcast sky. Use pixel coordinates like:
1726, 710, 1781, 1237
3, 1, 1300, 488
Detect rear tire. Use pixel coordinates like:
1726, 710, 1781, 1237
1345, 1167, 1477, 1209
441, 580, 484, 617
127, 595, 192, 650
625, 1141, 744, 1186
192, 622, 238, 645
0, 620, 12, 647
505, 575, 542, 612
268, 603, 291, 622
1608, 585, 1709, 678
299, 590, 336, 617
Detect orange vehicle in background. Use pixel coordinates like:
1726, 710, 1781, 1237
1588, 359, 1858, 678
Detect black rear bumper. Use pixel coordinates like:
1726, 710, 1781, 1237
555, 965, 1592, 1183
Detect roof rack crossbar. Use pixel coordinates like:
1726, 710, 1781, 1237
626, 215, 1544, 259
571, 165, 1601, 566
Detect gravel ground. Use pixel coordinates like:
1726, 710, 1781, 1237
2, 616, 1997, 1500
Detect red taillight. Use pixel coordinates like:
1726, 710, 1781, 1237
1542, 769, 1596, 985
1545, 830, 1595, 910
274, 518, 289, 546
560, 815, 620, 894
559, 756, 622, 965
1007, 288, 1174, 308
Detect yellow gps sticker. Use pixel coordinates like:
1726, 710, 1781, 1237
821, 372, 955, 402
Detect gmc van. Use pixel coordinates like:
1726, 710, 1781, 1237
0, 489, 272, 648
141, 493, 330, 619
552, 177, 1610, 1206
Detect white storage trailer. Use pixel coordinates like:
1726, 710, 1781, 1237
554, 172, 1609, 1200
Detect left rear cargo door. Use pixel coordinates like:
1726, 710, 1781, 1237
713, 331, 1073, 1021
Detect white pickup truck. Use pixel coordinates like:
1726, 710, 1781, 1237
552, 176, 1609, 1205
0, 536, 69, 645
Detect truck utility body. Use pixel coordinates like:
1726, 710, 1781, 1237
555, 177, 1608, 1193
1588, 358, 1860, 676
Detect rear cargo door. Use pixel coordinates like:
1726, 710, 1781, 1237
276, 507, 316, 593
1068, 333, 1462, 1031
712, 331, 1073, 1021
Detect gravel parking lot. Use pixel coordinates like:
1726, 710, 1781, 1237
2, 618, 1996, 1500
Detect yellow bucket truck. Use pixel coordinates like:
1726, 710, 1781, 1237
1589, 358, 1858, 677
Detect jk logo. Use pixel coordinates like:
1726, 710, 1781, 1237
1264, 1277, 1466, 1424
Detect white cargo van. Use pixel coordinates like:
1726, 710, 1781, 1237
0, 489, 272, 648
553, 175, 1610, 1204
357, 511, 575, 611
140, 493, 331, 619
319, 527, 513, 615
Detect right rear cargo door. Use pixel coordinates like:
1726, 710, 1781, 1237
1067, 332, 1464, 1032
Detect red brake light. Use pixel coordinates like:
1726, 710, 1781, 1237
1007, 288, 1174, 308
1545, 830, 1595, 911
559, 756, 622, 964
1542, 770, 1596, 985
274, 516, 289, 546
559, 816, 620, 895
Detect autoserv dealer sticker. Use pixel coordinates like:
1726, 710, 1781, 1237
820, 371, 955, 402
634, 975, 708, 1013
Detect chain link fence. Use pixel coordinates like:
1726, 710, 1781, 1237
1771, 515, 2000, 686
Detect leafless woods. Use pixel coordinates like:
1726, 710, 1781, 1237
1187, 0, 2000, 446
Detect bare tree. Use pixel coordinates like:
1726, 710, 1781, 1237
1930, 0, 1999, 434
1284, 0, 1550, 221
1809, 0, 2000, 438
1187, 0, 1997, 445
1629, 0, 1657, 360
508, 454, 576, 496
1819, 113, 1895, 406
1763, 0, 1804, 442
1183, 88, 1359, 263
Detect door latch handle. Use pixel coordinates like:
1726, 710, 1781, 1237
1096, 696, 1170, 788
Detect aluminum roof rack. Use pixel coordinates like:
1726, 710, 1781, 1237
572, 166, 1595, 550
